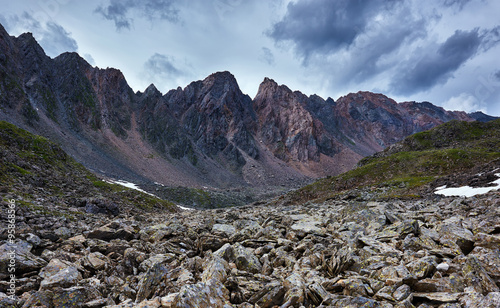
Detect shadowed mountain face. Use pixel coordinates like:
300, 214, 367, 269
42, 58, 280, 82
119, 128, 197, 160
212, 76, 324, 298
0, 23, 497, 191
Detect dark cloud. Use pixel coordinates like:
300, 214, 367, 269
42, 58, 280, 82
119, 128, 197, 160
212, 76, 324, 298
95, 0, 132, 30
95, 0, 179, 31
142, 53, 191, 90
1, 12, 77, 57
480, 25, 500, 52
342, 5, 428, 83
267, 0, 432, 86
495, 70, 500, 81
259, 47, 275, 66
39, 22, 78, 56
144, 53, 182, 78
267, 0, 394, 62
442, 0, 473, 9
391, 29, 482, 95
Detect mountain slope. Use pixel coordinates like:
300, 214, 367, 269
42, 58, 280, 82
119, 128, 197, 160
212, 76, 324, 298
285, 119, 500, 204
0, 121, 177, 215
0, 23, 497, 197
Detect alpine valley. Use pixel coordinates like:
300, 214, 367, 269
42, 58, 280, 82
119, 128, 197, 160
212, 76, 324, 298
1, 23, 500, 308
0, 23, 497, 205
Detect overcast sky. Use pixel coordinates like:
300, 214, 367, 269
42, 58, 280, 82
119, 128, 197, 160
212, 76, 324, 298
1, 0, 500, 116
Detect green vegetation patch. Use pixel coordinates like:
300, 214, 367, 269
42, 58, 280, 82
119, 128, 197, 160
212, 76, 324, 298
0, 121, 177, 213
287, 119, 500, 204
155, 186, 246, 209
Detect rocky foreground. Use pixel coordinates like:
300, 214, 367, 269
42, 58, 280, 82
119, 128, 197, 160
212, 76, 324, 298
1, 192, 499, 308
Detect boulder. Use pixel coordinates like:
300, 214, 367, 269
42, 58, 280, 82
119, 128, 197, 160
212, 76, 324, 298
0, 242, 47, 275
212, 224, 236, 237
463, 255, 499, 294
248, 281, 286, 308
22, 286, 101, 308
233, 243, 262, 274
171, 280, 232, 308
87, 224, 134, 242
202, 256, 230, 283
39, 258, 81, 289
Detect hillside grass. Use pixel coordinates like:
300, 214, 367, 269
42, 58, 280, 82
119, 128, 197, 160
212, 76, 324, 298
0, 121, 178, 213
287, 119, 500, 204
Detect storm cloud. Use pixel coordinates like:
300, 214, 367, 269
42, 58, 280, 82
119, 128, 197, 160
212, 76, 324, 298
442, 0, 473, 9
142, 53, 191, 89
39, 22, 78, 57
268, 0, 399, 62
392, 29, 482, 95
95, 0, 179, 30
267, 0, 433, 86
144, 53, 182, 78
0, 12, 78, 57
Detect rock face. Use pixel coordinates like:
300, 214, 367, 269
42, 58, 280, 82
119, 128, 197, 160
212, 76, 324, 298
1, 188, 499, 307
141, 71, 258, 173
0, 22, 497, 192
253, 78, 338, 162
1, 108, 500, 307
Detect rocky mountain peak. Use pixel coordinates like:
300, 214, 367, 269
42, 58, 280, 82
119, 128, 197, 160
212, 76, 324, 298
1, 24, 498, 192
260, 76, 278, 87
203, 71, 240, 92
255, 77, 294, 101
143, 83, 161, 97
53, 52, 93, 78
337, 91, 398, 110
15, 32, 46, 56
13, 32, 50, 76
54, 51, 89, 64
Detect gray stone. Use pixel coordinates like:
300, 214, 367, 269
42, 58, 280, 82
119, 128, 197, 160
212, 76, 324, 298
212, 224, 236, 237
412, 292, 461, 303
463, 255, 499, 294
437, 262, 450, 272
138, 253, 175, 272
233, 243, 262, 274
201, 256, 230, 283
54, 226, 73, 239
0, 242, 47, 274
135, 263, 170, 302
22, 286, 101, 308
171, 280, 232, 308
213, 243, 235, 262
436, 217, 475, 255
248, 280, 286, 308
26, 233, 42, 247
87, 223, 134, 241
39, 258, 82, 289
393, 284, 412, 301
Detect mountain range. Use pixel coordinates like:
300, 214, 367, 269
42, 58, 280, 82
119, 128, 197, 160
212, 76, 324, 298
0, 23, 497, 194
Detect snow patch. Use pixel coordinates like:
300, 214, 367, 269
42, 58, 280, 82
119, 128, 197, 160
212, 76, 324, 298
105, 179, 156, 197
434, 174, 500, 197
177, 205, 195, 211
105, 179, 195, 211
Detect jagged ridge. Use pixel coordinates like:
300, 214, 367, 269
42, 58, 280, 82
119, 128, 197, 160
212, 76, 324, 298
0, 22, 497, 194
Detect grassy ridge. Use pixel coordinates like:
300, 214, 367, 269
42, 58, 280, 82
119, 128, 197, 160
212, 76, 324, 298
0, 121, 177, 214
287, 119, 500, 204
